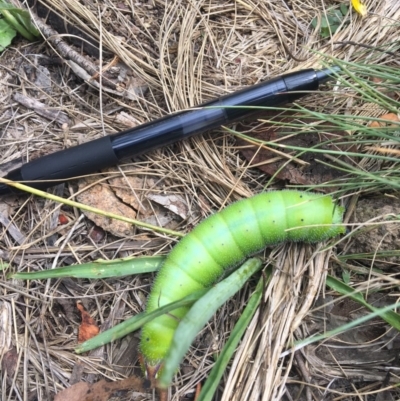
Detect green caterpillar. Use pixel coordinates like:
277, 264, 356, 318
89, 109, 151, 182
139, 190, 345, 377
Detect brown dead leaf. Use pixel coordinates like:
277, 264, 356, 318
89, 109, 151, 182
366, 113, 400, 155
88, 226, 106, 243
77, 173, 182, 236
1, 347, 18, 380
108, 175, 154, 213
237, 112, 354, 189
371, 76, 384, 84
0, 202, 26, 244
77, 180, 137, 237
53, 376, 153, 401
77, 302, 100, 343
368, 112, 400, 128
108, 174, 182, 228
313, 293, 399, 362
147, 193, 189, 220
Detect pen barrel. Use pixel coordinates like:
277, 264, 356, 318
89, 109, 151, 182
7, 136, 119, 190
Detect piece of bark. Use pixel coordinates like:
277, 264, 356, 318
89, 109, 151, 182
28, 8, 147, 99
29, 10, 101, 78
13, 92, 70, 126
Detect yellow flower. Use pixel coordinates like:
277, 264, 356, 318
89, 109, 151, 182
351, 0, 368, 16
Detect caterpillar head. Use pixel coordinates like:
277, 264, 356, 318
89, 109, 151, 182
139, 354, 163, 380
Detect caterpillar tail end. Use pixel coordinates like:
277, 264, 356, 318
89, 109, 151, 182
333, 204, 346, 235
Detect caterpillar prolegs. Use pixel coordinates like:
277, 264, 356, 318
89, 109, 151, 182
139, 190, 345, 377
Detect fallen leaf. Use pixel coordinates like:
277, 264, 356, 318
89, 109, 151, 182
380, 113, 400, 122
77, 180, 137, 237
88, 225, 106, 243
0, 203, 26, 244
77, 302, 99, 343
108, 173, 182, 228
371, 76, 384, 84
78, 172, 185, 236
369, 113, 400, 128
58, 214, 69, 225
66, 60, 147, 101
1, 348, 18, 381
147, 193, 189, 219
108, 175, 154, 213
339, 196, 400, 268
53, 375, 153, 401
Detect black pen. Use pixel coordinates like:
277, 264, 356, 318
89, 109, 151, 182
0, 67, 339, 196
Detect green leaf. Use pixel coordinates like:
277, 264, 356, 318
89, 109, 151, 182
0, 18, 16, 51
340, 4, 349, 15
197, 268, 272, 401
290, 301, 400, 352
75, 289, 208, 353
330, 24, 341, 35
320, 17, 329, 28
333, 10, 344, 21
312, 6, 349, 38
311, 17, 318, 29
326, 15, 337, 25
158, 258, 263, 388
0, 0, 39, 41
320, 27, 331, 39
9, 255, 165, 280
341, 269, 351, 285
326, 276, 400, 330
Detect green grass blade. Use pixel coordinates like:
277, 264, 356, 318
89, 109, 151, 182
197, 267, 272, 401
326, 275, 400, 330
75, 288, 208, 353
158, 258, 263, 388
9, 256, 165, 280
0, 178, 184, 238
288, 301, 400, 354
0, 261, 9, 271
326, 275, 366, 304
